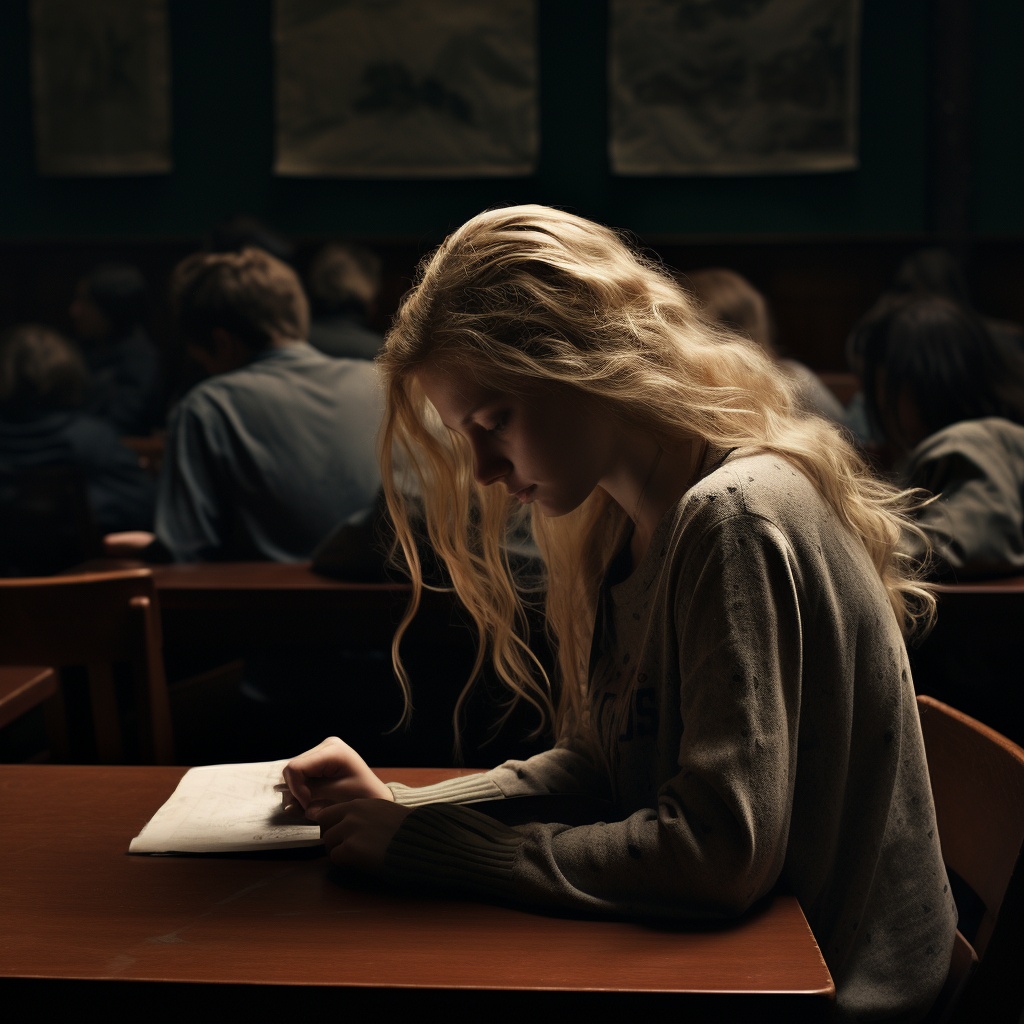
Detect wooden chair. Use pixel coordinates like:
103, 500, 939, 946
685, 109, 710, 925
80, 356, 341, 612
0, 569, 173, 764
917, 694, 1024, 1023
0, 666, 67, 761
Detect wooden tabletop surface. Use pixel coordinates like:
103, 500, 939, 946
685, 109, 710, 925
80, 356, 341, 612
0, 765, 833, 1020
932, 575, 1024, 595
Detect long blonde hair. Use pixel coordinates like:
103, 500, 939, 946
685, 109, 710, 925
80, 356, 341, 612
378, 205, 934, 745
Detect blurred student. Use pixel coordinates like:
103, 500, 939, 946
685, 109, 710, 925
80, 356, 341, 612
0, 324, 155, 538
847, 248, 1024, 446
105, 248, 381, 563
684, 267, 845, 422
856, 294, 1024, 578
305, 242, 385, 361
69, 262, 163, 435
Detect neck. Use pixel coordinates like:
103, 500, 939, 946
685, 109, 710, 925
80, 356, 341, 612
599, 432, 706, 570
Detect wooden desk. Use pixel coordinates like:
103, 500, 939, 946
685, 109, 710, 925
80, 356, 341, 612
0, 765, 834, 1023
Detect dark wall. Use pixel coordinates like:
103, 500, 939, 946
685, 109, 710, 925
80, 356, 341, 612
1, 0, 1021, 242
1, 2, 1022, 378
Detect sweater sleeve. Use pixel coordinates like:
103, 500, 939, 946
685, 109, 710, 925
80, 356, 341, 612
382, 513, 801, 919
386, 743, 610, 806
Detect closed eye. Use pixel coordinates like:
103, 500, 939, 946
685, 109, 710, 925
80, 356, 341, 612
486, 412, 510, 435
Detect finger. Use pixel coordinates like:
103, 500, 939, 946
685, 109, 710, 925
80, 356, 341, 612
281, 764, 312, 808
282, 739, 346, 806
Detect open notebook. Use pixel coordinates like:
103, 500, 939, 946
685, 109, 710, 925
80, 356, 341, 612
129, 759, 322, 854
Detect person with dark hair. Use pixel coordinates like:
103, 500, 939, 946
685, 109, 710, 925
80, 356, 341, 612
0, 324, 155, 563
305, 242, 385, 361
105, 247, 381, 563
69, 262, 163, 435
854, 293, 1024, 578
684, 267, 845, 422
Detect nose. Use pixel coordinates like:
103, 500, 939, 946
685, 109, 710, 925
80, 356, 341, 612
471, 438, 510, 487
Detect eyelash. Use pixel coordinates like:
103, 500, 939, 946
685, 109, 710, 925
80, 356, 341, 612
486, 413, 509, 435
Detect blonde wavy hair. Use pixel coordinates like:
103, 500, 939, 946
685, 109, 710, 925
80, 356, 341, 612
378, 205, 934, 747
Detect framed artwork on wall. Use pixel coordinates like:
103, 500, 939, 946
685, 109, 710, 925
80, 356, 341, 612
610, 0, 861, 176
274, 0, 538, 178
31, 0, 171, 176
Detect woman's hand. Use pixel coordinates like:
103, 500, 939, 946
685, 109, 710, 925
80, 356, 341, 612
313, 798, 414, 872
282, 736, 394, 815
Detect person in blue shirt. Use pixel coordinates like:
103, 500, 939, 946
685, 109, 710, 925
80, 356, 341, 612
105, 247, 382, 563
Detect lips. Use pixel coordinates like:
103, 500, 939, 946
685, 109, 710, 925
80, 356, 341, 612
514, 485, 537, 503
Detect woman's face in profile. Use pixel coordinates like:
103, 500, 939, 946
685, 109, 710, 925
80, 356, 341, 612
417, 363, 621, 518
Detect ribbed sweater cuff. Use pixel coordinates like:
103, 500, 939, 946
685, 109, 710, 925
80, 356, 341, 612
382, 804, 523, 902
386, 774, 503, 806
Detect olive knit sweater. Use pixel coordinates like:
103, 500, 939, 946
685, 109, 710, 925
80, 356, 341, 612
384, 453, 956, 1021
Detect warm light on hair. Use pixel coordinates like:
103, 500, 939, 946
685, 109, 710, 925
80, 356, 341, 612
378, 205, 935, 750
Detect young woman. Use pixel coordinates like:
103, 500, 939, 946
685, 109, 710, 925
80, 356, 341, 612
283, 206, 956, 1021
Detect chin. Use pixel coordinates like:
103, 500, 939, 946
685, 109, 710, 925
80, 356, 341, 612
535, 494, 589, 518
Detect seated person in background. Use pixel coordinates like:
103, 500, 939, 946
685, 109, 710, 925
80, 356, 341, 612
305, 242, 385, 360
684, 267, 846, 423
0, 324, 155, 538
69, 262, 163, 435
106, 247, 382, 563
846, 247, 1024, 445
855, 293, 1024, 579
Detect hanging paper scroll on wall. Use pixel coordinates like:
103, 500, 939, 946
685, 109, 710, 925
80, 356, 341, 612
274, 0, 538, 178
610, 0, 860, 176
31, 0, 171, 176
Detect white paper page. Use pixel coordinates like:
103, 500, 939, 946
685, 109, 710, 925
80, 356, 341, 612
129, 758, 322, 854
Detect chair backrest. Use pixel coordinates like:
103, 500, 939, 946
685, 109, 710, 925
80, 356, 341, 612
917, 694, 1024, 1022
0, 463, 101, 577
0, 569, 173, 764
